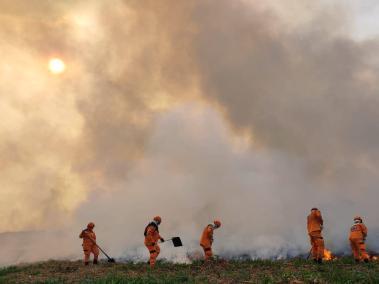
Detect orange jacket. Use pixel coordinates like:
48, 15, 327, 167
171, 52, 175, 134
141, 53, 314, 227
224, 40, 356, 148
144, 222, 162, 245
349, 223, 367, 240
80, 229, 96, 248
200, 225, 214, 248
307, 210, 323, 233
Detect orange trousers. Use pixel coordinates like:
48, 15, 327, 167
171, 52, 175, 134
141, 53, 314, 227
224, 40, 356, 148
83, 244, 99, 263
350, 238, 369, 261
146, 243, 160, 267
309, 231, 324, 260
201, 245, 213, 260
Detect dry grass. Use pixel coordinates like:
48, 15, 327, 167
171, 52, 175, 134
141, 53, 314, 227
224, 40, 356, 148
0, 258, 378, 283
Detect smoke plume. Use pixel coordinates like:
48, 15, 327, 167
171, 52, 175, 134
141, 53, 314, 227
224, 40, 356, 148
0, 0, 379, 266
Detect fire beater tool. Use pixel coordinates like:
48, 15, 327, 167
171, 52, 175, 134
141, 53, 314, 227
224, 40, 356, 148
161, 237, 183, 247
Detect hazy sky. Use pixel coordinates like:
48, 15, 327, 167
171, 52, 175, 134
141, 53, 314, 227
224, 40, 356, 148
349, 0, 379, 39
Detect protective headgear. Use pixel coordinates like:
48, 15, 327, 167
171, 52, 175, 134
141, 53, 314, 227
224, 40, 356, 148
354, 216, 363, 223
153, 216, 162, 224
214, 220, 221, 228
87, 222, 95, 229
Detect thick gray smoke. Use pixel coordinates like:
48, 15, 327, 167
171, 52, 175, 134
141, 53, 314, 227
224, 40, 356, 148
0, 0, 379, 266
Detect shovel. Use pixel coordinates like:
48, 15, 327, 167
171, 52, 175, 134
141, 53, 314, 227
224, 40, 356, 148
84, 232, 116, 263
161, 237, 183, 247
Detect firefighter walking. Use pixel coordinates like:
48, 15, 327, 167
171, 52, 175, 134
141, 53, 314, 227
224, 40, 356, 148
350, 216, 369, 263
200, 220, 221, 260
144, 216, 165, 268
307, 208, 325, 263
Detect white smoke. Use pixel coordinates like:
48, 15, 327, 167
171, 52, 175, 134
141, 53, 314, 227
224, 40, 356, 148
2, 103, 378, 266
0, 0, 379, 266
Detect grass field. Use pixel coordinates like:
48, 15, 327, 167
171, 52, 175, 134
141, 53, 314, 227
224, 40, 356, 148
0, 258, 378, 283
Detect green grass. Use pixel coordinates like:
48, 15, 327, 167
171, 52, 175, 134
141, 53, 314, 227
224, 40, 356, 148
0, 258, 378, 283
0, 266, 21, 277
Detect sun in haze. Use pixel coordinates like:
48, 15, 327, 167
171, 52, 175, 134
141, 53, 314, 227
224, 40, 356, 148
48, 58, 66, 74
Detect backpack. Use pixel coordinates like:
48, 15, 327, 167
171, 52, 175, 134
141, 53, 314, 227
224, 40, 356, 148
144, 222, 159, 236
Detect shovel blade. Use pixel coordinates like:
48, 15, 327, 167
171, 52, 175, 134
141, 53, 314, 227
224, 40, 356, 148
107, 258, 116, 263
172, 237, 183, 247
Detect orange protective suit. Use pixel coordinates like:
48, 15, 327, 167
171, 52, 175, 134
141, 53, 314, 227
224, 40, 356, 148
349, 221, 369, 262
79, 224, 99, 265
307, 209, 324, 262
144, 222, 163, 268
200, 225, 215, 260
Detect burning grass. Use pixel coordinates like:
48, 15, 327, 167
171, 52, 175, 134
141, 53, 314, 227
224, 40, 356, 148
0, 258, 378, 283
323, 249, 335, 261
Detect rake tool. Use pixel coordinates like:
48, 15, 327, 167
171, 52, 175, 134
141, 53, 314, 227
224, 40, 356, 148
83, 231, 116, 263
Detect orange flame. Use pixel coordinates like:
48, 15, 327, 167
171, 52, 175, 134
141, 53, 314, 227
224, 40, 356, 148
323, 249, 333, 260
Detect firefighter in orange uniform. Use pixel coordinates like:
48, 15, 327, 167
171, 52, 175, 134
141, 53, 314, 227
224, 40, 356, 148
200, 220, 221, 260
307, 208, 325, 263
350, 216, 369, 263
79, 222, 99, 265
144, 216, 165, 268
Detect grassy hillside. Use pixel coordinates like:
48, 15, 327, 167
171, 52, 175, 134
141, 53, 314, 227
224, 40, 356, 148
0, 258, 378, 283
